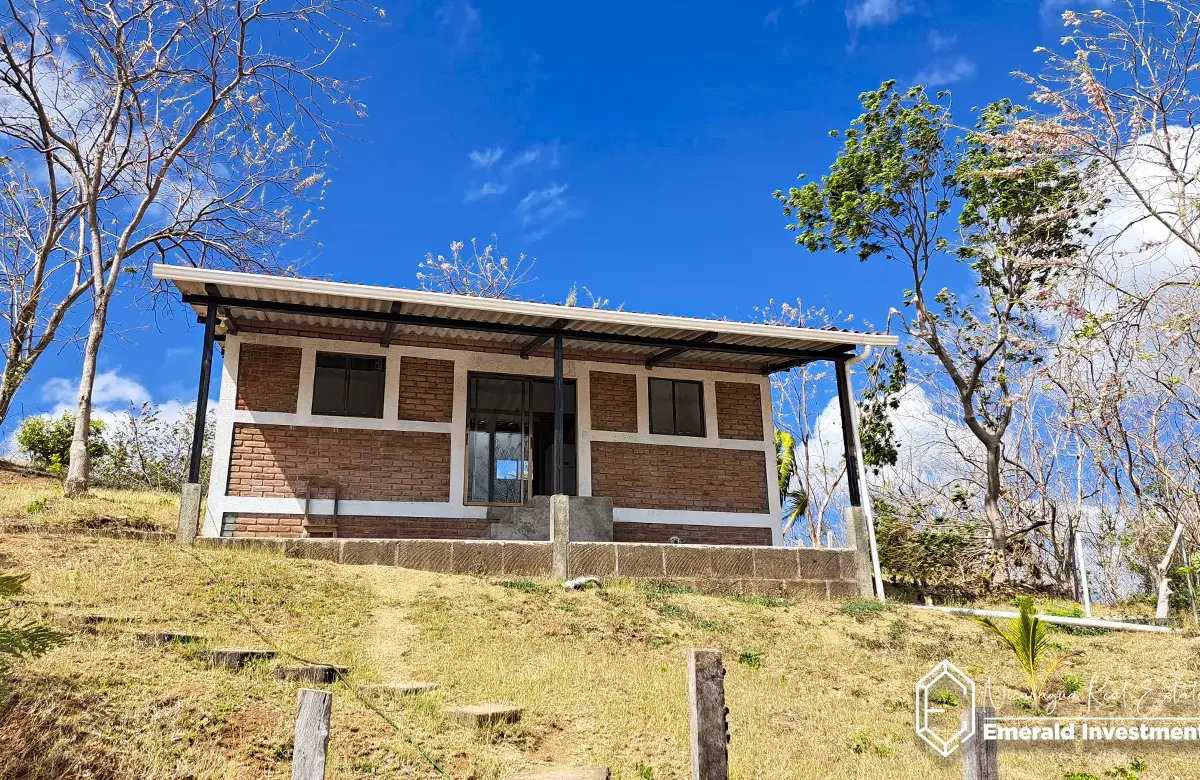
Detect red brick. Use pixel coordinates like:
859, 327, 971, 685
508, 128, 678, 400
236, 344, 302, 413
397, 357, 455, 422
590, 371, 637, 432
715, 381, 764, 441
592, 441, 769, 514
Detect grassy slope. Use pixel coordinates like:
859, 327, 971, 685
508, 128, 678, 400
1, 532, 1198, 779
0, 468, 180, 533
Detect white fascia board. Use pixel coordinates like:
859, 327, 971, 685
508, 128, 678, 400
152, 264, 900, 349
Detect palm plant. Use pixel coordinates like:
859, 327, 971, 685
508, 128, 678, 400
974, 597, 1073, 708
0, 574, 69, 678
774, 430, 809, 534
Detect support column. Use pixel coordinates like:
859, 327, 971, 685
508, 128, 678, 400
179, 304, 217, 544
834, 358, 874, 598
553, 334, 564, 495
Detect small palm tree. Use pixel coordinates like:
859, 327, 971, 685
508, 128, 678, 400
975, 597, 1074, 708
774, 430, 809, 532
0, 574, 69, 678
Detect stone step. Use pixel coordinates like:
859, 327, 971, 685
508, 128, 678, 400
512, 769, 609, 780
273, 665, 348, 684
447, 703, 522, 729
134, 631, 204, 648
53, 613, 138, 631
207, 648, 277, 670
360, 681, 438, 698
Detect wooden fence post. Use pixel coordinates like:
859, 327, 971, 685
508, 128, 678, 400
688, 648, 729, 780
961, 706, 998, 780
292, 688, 332, 780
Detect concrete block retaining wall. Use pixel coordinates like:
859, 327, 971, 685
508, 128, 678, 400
194, 537, 859, 599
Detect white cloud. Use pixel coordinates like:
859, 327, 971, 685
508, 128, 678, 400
41, 370, 152, 409
846, 0, 909, 29
437, 1, 481, 46
927, 29, 957, 51
516, 183, 577, 241
505, 141, 560, 172
463, 181, 508, 203
764, 7, 781, 29
913, 56, 977, 86
468, 147, 503, 169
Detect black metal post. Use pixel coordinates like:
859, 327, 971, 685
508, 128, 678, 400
188, 304, 217, 484
834, 358, 862, 508
553, 335, 564, 495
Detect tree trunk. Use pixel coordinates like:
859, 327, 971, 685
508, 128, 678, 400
984, 441, 1006, 552
1155, 522, 1185, 620
63, 304, 109, 496
0, 348, 28, 434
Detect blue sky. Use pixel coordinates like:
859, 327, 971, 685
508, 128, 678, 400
5, 0, 1077, 434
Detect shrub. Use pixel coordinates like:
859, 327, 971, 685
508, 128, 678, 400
737, 650, 763, 670
15, 413, 106, 474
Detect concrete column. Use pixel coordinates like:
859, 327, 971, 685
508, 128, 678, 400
847, 506, 874, 598
550, 494, 569, 580
178, 483, 203, 545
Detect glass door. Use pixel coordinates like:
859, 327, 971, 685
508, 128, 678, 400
466, 376, 530, 504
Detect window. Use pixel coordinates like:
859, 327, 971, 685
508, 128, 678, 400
312, 353, 385, 418
648, 378, 705, 437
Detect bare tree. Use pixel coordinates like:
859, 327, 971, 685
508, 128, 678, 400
0, 0, 373, 494
417, 235, 535, 298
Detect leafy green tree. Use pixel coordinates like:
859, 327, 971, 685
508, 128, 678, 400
774, 430, 809, 530
15, 413, 107, 474
775, 82, 1095, 564
0, 574, 69, 678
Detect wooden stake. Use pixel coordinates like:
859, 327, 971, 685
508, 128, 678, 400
961, 706, 998, 780
292, 688, 332, 780
688, 649, 729, 780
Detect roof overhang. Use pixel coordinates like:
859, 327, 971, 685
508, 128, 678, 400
152, 265, 899, 374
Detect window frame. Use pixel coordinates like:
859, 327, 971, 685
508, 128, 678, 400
311, 351, 386, 419
648, 377, 706, 437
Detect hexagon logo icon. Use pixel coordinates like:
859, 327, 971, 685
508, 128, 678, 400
915, 659, 976, 757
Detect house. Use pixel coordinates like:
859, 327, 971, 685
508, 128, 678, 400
153, 265, 897, 552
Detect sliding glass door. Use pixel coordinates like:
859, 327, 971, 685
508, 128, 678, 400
465, 374, 576, 504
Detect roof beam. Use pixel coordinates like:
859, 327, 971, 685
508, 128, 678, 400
206, 284, 238, 335
520, 319, 569, 358
760, 348, 852, 375
378, 302, 404, 346
644, 332, 718, 369
179, 293, 855, 364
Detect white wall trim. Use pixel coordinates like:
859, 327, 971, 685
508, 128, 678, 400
614, 508, 776, 528
203, 338, 240, 536
229, 409, 451, 434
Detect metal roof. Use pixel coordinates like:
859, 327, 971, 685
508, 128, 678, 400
152, 265, 898, 374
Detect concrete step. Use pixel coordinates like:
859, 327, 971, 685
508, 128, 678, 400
207, 648, 277, 670
273, 665, 348, 684
53, 613, 138, 631
361, 682, 438, 698
134, 631, 204, 648
447, 703, 522, 729
512, 769, 609, 780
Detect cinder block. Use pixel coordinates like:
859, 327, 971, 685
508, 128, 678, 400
836, 550, 858, 582
827, 580, 857, 599
710, 547, 754, 579
753, 547, 799, 579
451, 541, 503, 575
615, 544, 665, 577
663, 546, 712, 578
285, 539, 342, 563
569, 543, 616, 577
395, 540, 453, 573
778, 580, 829, 600
798, 549, 841, 580
502, 543, 553, 576
340, 540, 398, 566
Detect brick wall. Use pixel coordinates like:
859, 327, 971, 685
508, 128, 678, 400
590, 371, 638, 432
228, 514, 489, 539
715, 381, 764, 441
227, 424, 451, 501
236, 344, 302, 413
397, 356, 455, 422
590, 441, 769, 513
613, 521, 771, 546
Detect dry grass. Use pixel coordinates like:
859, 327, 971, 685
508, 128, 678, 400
0, 469, 179, 533
2, 533, 1199, 779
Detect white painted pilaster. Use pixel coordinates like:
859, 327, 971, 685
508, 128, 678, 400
203, 336, 240, 537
